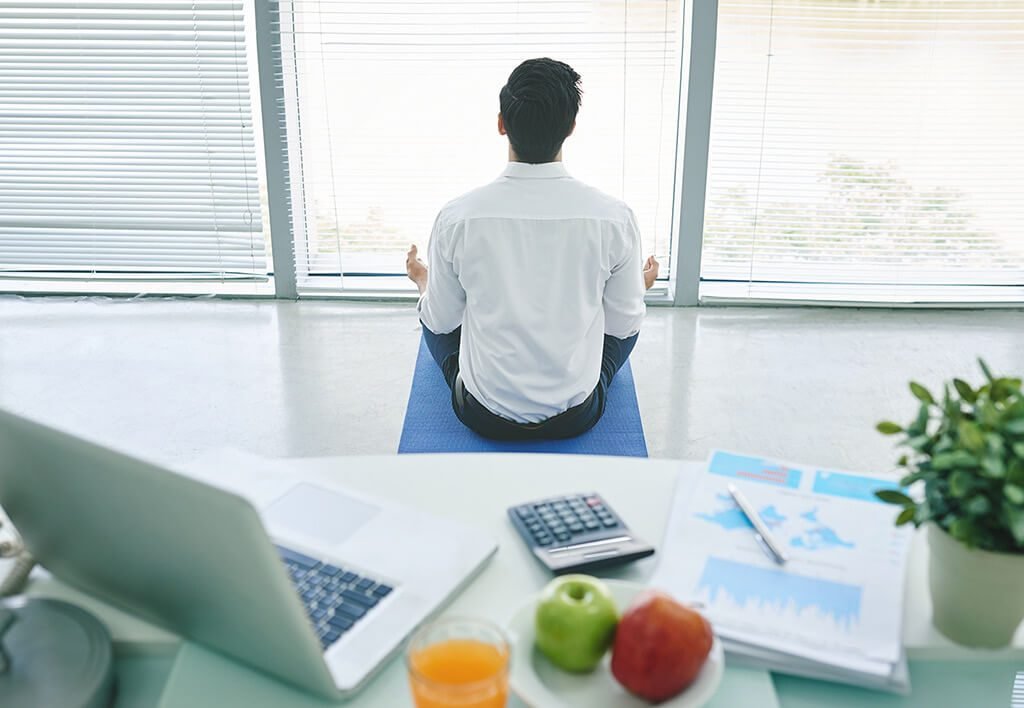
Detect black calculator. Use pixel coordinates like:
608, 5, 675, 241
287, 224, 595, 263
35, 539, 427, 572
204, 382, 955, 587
507, 493, 655, 574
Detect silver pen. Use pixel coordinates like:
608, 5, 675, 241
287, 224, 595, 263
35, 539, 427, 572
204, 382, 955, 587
728, 483, 788, 565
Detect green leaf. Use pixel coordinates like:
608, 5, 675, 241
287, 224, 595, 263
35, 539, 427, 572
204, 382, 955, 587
910, 381, 935, 405
953, 378, 977, 403
1007, 507, 1024, 546
933, 435, 954, 454
948, 450, 979, 468
1009, 459, 1024, 485
949, 470, 972, 498
897, 454, 909, 467
895, 507, 916, 526
964, 495, 991, 516
1005, 418, 1024, 435
949, 517, 977, 545
986, 434, 1005, 455
981, 456, 1006, 479
1005, 484, 1024, 506
1013, 442, 1024, 459
907, 435, 931, 452
876, 421, 903, 435
978, 399, 1001, 428
899, 470, 931, 486
990, 379, 1019, 403
875, 489, 914, 506
979, 358, 996, 383
958, 421, 985, 453
907, 404, 931, 437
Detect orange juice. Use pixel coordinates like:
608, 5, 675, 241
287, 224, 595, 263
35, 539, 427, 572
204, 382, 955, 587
408, 638, 509, 708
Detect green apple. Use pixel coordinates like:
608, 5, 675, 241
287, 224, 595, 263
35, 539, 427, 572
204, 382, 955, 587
534, 574, 619, 673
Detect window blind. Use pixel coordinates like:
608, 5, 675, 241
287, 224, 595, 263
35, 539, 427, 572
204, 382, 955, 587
271, 0, 682, 286
0, 1, 266, 279
701, 0, 1024, 300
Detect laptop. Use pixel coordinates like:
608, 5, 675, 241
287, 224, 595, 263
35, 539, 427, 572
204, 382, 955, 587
0, 408, 497, 699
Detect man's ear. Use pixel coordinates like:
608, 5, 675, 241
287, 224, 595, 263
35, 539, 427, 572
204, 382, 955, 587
567, 120, 576, 137
498, 112, 507, 136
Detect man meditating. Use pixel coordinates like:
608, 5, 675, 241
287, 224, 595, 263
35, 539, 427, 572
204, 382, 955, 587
406, 57, 658, 441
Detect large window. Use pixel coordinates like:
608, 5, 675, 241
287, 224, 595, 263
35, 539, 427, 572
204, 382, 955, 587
0, 1, 267, 285
274, 0, 683, 289
700, 0, 1024, 302
2, 0, 1021, 305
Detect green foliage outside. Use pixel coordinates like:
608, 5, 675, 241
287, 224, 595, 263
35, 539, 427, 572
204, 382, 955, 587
703, 155, 1014, 270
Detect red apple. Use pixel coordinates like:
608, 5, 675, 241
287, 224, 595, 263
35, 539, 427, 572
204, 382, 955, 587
610, 591, 714, 703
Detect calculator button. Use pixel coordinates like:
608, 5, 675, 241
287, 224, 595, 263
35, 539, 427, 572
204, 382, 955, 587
585, 496, 602, 507
568, 522, 584, 534
601, 517, 618, 527
536, 534, 553, 546
584, 520, 600, 530
516, 506, 534, 518
555, 532, 571, 542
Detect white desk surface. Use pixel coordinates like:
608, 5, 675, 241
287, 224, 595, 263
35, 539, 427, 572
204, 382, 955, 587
13, 452, 1024, 707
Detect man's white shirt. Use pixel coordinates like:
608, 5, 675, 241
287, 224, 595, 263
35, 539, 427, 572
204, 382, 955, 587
418, 161, 646, 424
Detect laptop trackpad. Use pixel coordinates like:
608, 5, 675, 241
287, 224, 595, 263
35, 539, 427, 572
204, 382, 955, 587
264, 483, 379, 546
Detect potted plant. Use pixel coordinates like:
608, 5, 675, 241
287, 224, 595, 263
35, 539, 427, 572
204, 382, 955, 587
876, 359, 1024, 648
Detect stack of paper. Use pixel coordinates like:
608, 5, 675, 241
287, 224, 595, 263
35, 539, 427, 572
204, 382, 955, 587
651, 451, 914, 693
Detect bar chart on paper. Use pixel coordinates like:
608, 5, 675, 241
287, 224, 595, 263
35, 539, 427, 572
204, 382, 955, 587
697, 557, 863, 630
651, 451, 914, 690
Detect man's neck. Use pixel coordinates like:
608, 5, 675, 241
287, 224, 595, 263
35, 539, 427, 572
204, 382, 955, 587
508, 147, 563, 163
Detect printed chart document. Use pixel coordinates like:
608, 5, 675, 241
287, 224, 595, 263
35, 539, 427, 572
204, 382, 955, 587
651, 451, 913, 692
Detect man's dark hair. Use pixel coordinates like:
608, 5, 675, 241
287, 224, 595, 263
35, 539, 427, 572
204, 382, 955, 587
499, 58, 582, 164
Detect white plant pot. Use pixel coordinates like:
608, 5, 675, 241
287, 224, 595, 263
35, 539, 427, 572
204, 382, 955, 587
928, 523, 1024, 648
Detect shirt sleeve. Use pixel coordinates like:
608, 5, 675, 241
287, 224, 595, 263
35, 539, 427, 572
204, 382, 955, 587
603, 209, 646, 339
417, 214, 466, 335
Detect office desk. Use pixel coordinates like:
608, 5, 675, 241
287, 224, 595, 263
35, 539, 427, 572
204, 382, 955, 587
14, 452, 1024, 706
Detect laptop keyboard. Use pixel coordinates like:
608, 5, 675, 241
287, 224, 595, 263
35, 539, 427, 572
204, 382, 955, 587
276, 545, 393, 650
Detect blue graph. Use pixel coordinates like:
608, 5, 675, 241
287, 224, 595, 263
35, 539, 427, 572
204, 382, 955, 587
697, 557, 863, 627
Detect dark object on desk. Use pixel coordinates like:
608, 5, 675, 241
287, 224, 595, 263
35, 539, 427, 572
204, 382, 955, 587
509, 493, 655, 574
0, 598, 114, 708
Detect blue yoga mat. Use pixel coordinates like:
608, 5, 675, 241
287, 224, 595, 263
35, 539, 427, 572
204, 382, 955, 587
398, 337, 648, 456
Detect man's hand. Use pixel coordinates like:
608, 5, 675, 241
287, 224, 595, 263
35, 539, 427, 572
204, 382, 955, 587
643, 255, 660, 290
406, 244, 428, 295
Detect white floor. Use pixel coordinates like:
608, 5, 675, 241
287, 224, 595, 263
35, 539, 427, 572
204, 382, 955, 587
1, 295, 1021, 475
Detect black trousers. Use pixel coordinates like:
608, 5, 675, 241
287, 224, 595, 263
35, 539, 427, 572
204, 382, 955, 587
421, 323, 638, 441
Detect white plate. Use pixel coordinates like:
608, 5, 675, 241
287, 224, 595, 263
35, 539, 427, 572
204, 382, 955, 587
506, 579, 724, 708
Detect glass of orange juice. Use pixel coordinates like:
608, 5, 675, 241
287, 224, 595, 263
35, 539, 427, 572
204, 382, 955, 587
406, 617, 510, 708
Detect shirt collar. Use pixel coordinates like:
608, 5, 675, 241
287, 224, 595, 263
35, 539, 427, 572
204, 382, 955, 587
500, 161, 571, 180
